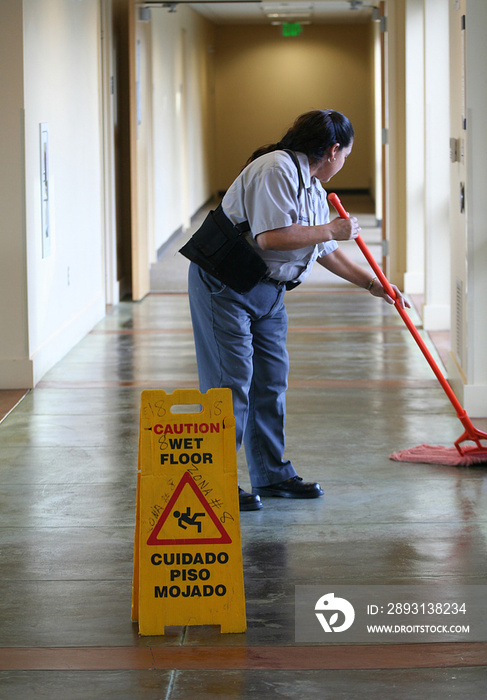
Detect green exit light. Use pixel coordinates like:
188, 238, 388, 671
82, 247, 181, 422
282, 22, 303, 37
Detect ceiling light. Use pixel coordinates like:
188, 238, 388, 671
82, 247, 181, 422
262, 3, 313, 16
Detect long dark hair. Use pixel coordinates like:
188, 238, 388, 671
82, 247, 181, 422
246, 109, 354, 165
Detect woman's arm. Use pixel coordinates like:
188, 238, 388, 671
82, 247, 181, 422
256, 217, 361, 251
317, 247, 410, 308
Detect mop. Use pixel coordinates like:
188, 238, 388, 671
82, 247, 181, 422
328, 192, 487, 467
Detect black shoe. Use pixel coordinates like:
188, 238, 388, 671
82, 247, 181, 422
239, 486, 263, 511
252, 476, 324, 499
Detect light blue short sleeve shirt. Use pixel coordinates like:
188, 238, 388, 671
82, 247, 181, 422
221, 150, 338, 284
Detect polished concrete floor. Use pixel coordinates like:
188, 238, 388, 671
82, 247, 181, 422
1, 197, 487, 698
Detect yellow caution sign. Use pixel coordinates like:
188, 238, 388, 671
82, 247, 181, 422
132, 388, 246, 635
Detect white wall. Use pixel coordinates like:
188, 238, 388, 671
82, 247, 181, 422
385, 0, 451, 321
403, 0, 425, 295
150, 6, 215, 252
448, 0, 487, 416
0, 0, 106, 388
422, 0, 450, 332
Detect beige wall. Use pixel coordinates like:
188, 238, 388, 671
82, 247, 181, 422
213, 23, 374, 192
0, 0, 29, 385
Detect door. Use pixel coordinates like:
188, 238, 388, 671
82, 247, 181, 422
128, 0, 154, 301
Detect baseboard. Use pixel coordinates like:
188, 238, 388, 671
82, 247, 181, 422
29, 292, 106, 387
448, 375, 487, 418
422, 303, 451, 331
0, 358, 34, 390
404, 270, 425, 295
0, 292, 107, 389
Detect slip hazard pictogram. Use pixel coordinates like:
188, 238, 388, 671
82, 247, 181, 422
146, 471, 232, 546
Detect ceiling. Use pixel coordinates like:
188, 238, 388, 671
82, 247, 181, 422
143, 1, 376, 26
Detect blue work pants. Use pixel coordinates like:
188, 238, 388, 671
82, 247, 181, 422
188, 262, 296, 487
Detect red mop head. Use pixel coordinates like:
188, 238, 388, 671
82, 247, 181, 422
390, 444, 487, 467
390, 414, 487, 466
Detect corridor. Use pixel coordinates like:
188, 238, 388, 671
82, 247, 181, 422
0, 198, 486, 698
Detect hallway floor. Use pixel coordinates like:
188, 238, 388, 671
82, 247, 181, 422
1, 198, 486, 698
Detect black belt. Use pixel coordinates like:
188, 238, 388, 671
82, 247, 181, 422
265, 277, 301, 291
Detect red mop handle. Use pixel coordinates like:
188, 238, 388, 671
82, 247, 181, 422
327, 192, 468, 423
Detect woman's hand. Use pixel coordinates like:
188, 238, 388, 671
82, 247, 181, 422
370, 279, 411, 309
327, 216, 361, 241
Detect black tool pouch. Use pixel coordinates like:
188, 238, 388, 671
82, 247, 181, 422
179, 204, 268, 294
179, 150, 303, 294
